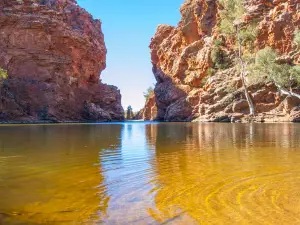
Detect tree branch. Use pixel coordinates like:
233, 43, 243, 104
275, 83, 300, 99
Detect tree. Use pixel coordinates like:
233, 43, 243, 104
0, 68, 8, 91
211, 39, 229, 69
234, 20, 256, 115
291, 29, 300, 59
126, 105, 134, 120
219, 0, 257, 116
294, 30, 300, 48
219, 0, 244, 37
250, 47, 300, 99
143, 86, 154, 100
0, 68, 8, 81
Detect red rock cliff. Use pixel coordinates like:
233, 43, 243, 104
0, 0, 124, 122
148, 0, 300, 122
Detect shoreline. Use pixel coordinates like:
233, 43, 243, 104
0, 120, 299, 125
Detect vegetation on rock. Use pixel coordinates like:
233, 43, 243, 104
219, 0, 244, 37
0, 68, 8, 80
0, 1, 125, 122
126, 106, 134, 120
147, 0, 300, 122
211, 40, 229, 70
0, 68, 8, 90
218, 0, 257, 115
251, 47, 300, 99
143, 86, 154, 100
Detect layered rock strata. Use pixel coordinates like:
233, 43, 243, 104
147, 0, 300, 122
133, 94, 157, 121
0, 0, 124, 122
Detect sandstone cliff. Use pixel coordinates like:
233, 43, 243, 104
0, 0, 124, 122
133, 94, 157, 121
147, 0, 300, 122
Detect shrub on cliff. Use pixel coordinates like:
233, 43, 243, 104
211, 40, 229, 69
294, 30, 300, 47
250, 47, 300, 99
219, 0, 257, 52
219, 0, 244, 36
218, 0, 257, 115
143, 86, 154, 100
292, 30, 300, 58
251, 47, 291, 83
0, 68, 8, 80
207, 68, 216, 77
219, 0, 260, 115
0, 68, 8, 89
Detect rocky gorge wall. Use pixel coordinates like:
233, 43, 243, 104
0, 0, 124, 122
145, 0, 300, 122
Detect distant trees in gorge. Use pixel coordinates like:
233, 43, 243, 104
143, 86, 154, 101
126, 105, 134, 120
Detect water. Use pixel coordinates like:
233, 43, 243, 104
0, 123, 300, 225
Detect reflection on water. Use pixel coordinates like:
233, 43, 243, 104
0, 123, 300, 224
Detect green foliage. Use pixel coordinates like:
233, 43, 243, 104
294, 30, 300, 47
211, 40, 229, 69
214, 39, 224, 47
219, 0, 244, 36
200, 76, 209, 88
0, 68, 8, 90
143, 86, 154, 100
249, 47, 281, 84
219, 0, 257, 58
255, 47, 277, 68
250, 47, 300, 88
239, 23, 258, 48
126, 105, 134, 120
289, 65, 300, 84
207, 68, 216, 76
0, 68, 8, 80
217, 0, 258, 72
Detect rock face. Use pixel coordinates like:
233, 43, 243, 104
134, 94, 157, 121
0, 0, 124, 122
148, 0, 300, 122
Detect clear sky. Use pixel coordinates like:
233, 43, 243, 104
77, 0, 183, 111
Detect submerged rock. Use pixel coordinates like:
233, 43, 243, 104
0, 0, 124, 122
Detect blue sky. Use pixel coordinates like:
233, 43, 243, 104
77, 0, 183, 111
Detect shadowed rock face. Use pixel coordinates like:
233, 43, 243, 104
149, 0, 217, 122
133, 94, 157, 121
148, 0, 300, 122
0, 0, 124, 122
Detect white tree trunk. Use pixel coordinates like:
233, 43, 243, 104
236, 25, 256, 116
275, 83, 300, 99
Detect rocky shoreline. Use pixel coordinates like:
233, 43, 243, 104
0, 0, 299, 124
0, 0, 124, 123
139, 0, 300, 123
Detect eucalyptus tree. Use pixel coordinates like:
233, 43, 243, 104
250, 47, 300, 99
218, 0, 257, 115
126, 105, 134, 120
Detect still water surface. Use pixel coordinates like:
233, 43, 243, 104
1, 123, 300, 224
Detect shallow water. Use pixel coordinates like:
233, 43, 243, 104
0, 123, 300, 224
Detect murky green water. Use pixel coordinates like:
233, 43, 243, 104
1, 123, 300, 224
